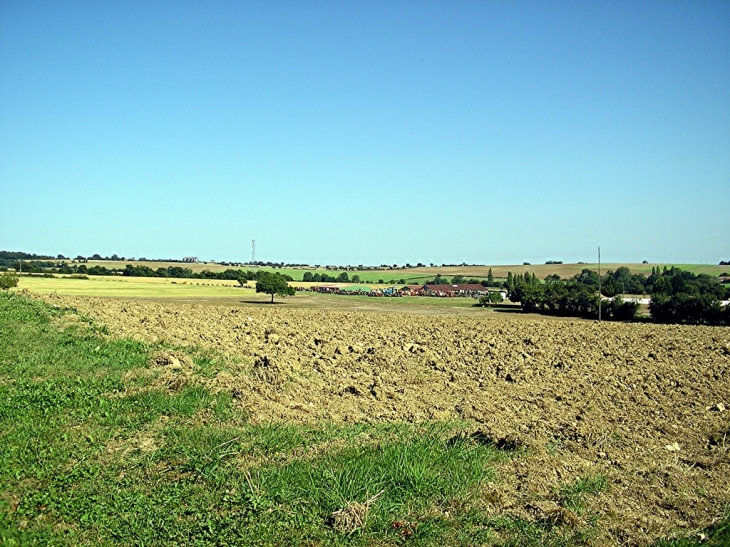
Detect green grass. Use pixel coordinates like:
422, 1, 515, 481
1, 292, 727, 546
557, 474, 609, 514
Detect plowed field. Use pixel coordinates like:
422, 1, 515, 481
42, 294, 730, 545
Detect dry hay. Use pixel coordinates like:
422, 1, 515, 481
328, 490, 385, 534
41, 294, 730, 545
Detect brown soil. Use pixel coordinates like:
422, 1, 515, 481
42, 294, 730, 545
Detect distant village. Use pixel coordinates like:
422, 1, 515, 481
302, 283, 505, 299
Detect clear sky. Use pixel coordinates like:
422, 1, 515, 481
1, 0, 728, 266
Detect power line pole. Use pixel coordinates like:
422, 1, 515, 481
598, 246, 601, 322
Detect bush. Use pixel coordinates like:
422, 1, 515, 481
478, 291, 504, 307
0, 273, 19, 290
608, 296, 640, 321
650, 293, 729, 326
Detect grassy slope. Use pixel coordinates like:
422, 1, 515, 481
1, 293, 726, 546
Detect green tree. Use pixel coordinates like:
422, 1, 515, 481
426, 274, 448, 285
255, 271, 295, 303
451, 275, 466, 284
609, 296, 640, 321
478, 291, 504, 307
487, 268, 494, 286
575, 268, 600, 287
520, 284, 546, 312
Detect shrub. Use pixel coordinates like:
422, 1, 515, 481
0, 273, 19, 290
479, 291, 504, 307
650, 293, 729, 326
609, 296, 640, 321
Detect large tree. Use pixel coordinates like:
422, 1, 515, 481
256, 271, 295, 303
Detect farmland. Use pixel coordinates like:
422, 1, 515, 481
13, 274, 244, 299
63, 260, 729, 283
1, 288, 728, 545
12, 275, 491, 314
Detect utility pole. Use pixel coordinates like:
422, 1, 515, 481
598, 246, 601, 322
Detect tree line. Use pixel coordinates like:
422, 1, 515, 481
425, 268, 501, 287
505, 266, 729, 325
302, 271, 362, 283
1, 261, 294, 283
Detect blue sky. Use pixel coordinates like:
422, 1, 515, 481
1, 0, 728, 266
